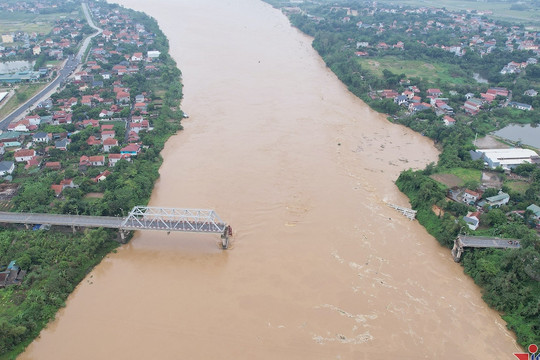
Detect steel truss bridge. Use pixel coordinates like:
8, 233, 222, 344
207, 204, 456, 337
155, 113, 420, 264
451, 235, 520, 262
0, 206, 232, 249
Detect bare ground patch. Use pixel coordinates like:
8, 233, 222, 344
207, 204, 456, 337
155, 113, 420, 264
430, 173, 463, 187
475, 135, 511, 149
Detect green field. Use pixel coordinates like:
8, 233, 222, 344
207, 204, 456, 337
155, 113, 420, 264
379, 0, 540, 28
0, 11, 77, 34
356, 56, 472, 86
504, 180, 530, 194
0, 83, 46, 119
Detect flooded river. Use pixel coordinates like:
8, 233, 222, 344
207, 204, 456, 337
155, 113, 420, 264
20, 0, 520, 358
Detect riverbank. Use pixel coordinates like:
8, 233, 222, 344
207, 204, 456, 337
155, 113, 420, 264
17, 0, 521, 358
266, 1, 539, 348
0, 1, 185, 357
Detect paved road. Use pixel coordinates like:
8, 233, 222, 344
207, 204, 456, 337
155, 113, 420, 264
0, 211, 123, 228
0, 2, 102, 130
459, 235, 521, 249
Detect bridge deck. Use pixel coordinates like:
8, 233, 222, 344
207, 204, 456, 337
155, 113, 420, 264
0, 210, 228, 234
458, 235, 521, 249
0, 211, 123, 228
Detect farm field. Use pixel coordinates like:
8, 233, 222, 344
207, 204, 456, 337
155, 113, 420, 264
380, 0, 540, 28
0, 11, 78, 34
356, 56, 472, 86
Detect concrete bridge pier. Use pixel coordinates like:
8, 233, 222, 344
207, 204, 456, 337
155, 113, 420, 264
221, 225, 232, 249
452, 239, 463, 262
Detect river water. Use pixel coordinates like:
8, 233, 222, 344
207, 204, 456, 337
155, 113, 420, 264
20, 0, 520, 358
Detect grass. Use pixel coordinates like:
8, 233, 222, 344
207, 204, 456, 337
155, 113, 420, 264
378, 0, 540, 28
504, 180, 530, 194
356, 56, 472, 86
0, 11, 76, 34
0, 83, 47, 119
438, 167, 482, 184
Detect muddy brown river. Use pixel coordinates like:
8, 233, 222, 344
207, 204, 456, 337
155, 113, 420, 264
20, 0, 520, 358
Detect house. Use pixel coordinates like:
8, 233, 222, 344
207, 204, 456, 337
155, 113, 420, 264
101, 124, 114, 131
0, 161, 15, 176
121, 144, 141, 156
487, 87, 509, 97
86, 136, 102, 146
101, 130, 115, 140
14, 149, 35, 162
380, 90, 399, 99
82, 119, 99, 127
89, 155, 105, 166
51, 184, 63, 197
443, 115, 456, 126
134, 102, 147, 112
116, 91, 130, 104
463, 189, 480, 204
524, 89, 538, 97
526, 204, 540, 221
25, 156, 42, 170
32, 132, 51, 143
131, 52, 143, 61
132, 115, 144, 123
99, 109, 113, 118
60, 179, 76, 189
7, 119, 31, 132
409, 102, 431, 113
463, 211, 481, 230
508, 102, 533, 111
45, 162, 61, 170
79, 155, 90, 170
394, 95, 408, 106
484, 192, 510, 208
93, 170, 111, 182
103, 138, 119, 152
427, 88, 443, 97
55, 138, 71, 150
25, 115, 41, 126
147, 50, 161, 59
463, 99, 483, 115
108, 153, 131, 167
0, 261, 26, 289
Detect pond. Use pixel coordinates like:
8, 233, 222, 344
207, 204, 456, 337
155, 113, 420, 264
493, 123, 540, 149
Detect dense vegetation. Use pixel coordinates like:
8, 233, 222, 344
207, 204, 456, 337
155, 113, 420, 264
265, 0, 540, 347
396, 167, 540, 346
0, 1, 184, 358
0, 229, 118, 357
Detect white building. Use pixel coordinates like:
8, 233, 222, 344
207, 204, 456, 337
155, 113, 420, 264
476, 148, 539, 170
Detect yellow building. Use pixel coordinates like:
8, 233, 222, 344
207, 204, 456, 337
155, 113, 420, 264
1, 34, 13, 43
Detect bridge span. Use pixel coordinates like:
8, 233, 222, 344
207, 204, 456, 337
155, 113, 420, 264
0, 206, 232, 248
451, 235, 520, 262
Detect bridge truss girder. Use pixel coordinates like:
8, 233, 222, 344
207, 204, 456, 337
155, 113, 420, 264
120, 206, 231, 248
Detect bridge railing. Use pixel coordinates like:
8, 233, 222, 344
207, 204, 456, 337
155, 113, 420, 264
120, 206, 227, 232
